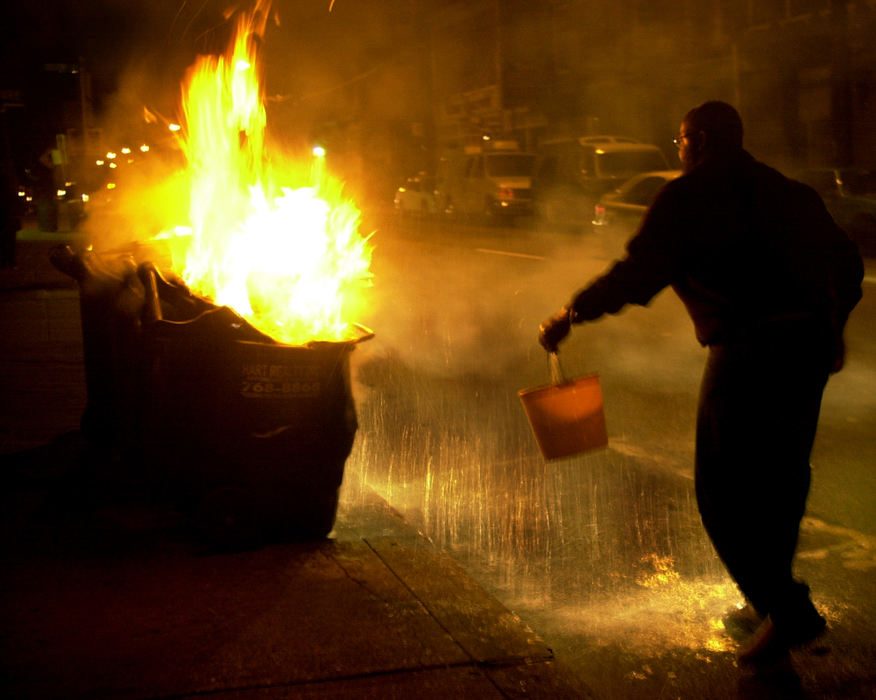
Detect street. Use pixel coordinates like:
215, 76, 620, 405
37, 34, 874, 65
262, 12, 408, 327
341, 210, 876, 698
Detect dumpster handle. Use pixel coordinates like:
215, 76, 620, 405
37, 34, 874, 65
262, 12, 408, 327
139, 262, 163, 323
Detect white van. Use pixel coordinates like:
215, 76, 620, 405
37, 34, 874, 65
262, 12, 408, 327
436, 141, 537, 222
534, 136, 670, 228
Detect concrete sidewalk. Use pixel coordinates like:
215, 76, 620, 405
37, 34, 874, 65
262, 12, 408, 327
1, 467, 590, 698
0, 230, 592, 698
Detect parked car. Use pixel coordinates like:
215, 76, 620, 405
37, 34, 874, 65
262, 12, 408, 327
591, 169, 682, 233
534, 136, 671, 229
393, 173, 439, 217
792, 167, 876, 256
435, 141, 536, 222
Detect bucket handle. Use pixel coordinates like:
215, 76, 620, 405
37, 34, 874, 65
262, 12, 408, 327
548, 351, 567, 385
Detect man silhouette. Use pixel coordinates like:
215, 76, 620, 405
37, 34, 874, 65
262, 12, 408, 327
539, 101, 864, 662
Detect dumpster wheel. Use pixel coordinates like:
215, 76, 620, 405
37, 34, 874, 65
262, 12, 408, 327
196, 487, 260, 551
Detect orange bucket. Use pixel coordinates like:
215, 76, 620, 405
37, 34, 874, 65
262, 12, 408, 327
519, 356, 608, 460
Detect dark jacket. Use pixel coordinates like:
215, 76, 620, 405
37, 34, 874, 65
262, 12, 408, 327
568, 149, 864, 346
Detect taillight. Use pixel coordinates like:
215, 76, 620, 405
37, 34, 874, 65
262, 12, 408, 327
497, 187, 515, 199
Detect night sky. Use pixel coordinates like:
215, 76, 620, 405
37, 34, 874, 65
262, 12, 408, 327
1, 1, 398, 163
4, 1, 248, 108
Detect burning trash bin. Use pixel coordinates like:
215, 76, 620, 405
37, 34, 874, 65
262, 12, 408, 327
52, 244, 372, 546
48, 1, 376, 547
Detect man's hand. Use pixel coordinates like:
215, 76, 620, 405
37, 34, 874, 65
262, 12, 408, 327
539, 307, 572, 353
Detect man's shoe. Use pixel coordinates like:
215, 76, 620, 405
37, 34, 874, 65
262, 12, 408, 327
737, 613, 827, 664
722, 603, 764, 640
737, 616, 784, 663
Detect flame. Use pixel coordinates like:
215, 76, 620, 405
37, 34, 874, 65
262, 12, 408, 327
157, 2, 372, 345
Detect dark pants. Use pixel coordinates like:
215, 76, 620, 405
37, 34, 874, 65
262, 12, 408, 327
695, 334, 830, 629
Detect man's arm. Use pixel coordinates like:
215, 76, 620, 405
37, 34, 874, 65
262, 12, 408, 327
568, 188, 683, 321
539, 186, 683, 352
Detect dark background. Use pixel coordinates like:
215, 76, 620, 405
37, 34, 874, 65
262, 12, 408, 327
2, 1, 875, 210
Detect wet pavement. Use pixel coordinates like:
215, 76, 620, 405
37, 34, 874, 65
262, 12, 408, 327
2, 222, 875, 698
344, 218, 876, 698
343, 329, 876, 699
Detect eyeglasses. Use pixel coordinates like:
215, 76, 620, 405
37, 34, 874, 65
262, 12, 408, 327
673, 132, 694, 148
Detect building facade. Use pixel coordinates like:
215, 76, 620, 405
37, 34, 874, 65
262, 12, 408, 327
426, 0, 876, 168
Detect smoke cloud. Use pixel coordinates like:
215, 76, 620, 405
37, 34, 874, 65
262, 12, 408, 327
354, 222, 702, 390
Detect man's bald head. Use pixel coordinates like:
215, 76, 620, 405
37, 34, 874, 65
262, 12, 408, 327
683, 101, 744, 151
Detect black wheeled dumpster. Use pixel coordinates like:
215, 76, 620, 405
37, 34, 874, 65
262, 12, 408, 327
51, 244, 372, 547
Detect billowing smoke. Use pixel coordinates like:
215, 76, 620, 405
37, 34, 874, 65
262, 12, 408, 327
355, 224, 701, 387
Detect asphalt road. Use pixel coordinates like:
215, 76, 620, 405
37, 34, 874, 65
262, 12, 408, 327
341, 211, 876, 698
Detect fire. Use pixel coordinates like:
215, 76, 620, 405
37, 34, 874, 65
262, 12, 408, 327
156, 2, 373, 345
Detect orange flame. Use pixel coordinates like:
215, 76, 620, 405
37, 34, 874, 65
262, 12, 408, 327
157, 2, 373, 345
